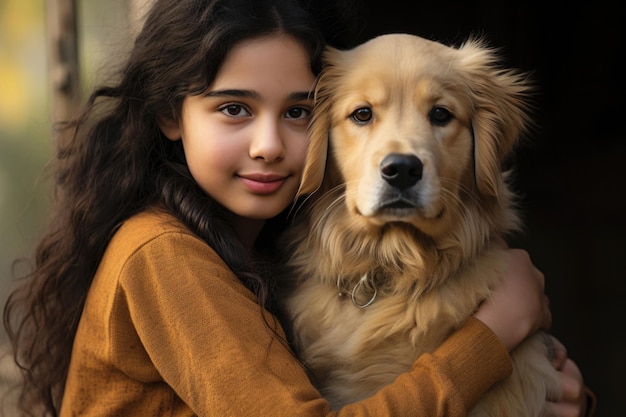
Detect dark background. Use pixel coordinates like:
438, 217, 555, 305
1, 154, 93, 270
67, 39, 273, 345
354, 1, 625, 415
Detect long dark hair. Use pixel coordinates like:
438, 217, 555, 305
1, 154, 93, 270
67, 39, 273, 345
2, 0, 361, 415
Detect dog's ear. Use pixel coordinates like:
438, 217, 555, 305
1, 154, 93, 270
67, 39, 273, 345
297, 47, 342, 198
457, 38, 533, 198
297, 89, 328, 197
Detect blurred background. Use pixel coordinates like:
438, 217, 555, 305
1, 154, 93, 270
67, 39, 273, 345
0, 0, 151, 413
0, 0, 623, 415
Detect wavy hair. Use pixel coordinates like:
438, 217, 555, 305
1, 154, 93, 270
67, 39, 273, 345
2, 0, 361, 415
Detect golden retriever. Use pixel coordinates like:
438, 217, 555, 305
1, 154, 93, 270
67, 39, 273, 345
280, 33, 562, 415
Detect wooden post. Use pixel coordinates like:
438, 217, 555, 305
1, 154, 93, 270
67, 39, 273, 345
46, 0, 80, 124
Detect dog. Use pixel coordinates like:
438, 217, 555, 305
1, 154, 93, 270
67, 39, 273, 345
279, 33, 562, 415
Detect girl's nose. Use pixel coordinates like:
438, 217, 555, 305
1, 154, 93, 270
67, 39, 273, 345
249, 118, 285, 162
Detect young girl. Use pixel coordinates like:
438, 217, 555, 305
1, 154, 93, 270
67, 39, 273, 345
3, 0, 592, 416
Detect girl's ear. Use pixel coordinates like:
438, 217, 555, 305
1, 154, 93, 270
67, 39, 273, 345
158, 116, 182, 141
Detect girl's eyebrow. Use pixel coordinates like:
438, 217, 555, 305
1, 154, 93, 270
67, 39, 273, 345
204, 89, 313, 101
291, 91, 314, 101
205, 89, 258, 98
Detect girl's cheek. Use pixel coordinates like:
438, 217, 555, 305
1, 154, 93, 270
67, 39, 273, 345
296, 141, 310, 171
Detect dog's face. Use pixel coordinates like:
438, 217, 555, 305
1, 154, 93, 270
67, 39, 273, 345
299, 34, 531, 238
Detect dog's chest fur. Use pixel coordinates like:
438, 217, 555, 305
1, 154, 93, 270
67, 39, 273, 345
284, 203, 506, 408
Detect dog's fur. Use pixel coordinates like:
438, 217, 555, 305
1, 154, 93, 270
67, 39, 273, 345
280, 34, 561, 415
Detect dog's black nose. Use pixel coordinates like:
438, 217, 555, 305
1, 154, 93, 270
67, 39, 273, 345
380, 153, 423, 190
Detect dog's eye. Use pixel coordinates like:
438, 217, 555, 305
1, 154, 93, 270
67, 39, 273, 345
429, 107, 453, 126
351, 107, 373, 124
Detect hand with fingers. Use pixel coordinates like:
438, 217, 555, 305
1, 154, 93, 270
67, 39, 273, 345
474, 243, 595, 417
546, 335, 596, 417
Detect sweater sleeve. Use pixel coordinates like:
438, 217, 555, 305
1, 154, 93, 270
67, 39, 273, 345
119, 229, 511, 416
330, 317, 512, 416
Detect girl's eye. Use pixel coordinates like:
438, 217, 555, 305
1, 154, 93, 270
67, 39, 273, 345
219, 104, 250, 117
285, 106, 311, 120
351, 107, 372, 124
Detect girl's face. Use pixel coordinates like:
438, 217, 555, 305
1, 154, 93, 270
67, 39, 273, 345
160, 34, 315, 244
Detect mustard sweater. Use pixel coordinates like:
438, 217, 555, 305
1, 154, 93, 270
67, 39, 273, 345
60, 209, 512, 416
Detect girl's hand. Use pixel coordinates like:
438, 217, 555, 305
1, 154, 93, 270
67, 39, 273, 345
547, 335, 594, 417
474, 246, 552, 351
474, 243, 594, 416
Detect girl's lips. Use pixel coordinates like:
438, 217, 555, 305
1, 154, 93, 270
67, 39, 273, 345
238, 174, 287, 194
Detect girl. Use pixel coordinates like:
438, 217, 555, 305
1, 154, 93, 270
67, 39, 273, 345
3, 0, 592, 416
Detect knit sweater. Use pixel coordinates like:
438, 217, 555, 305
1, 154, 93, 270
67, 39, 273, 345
59, 209, 512, 416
